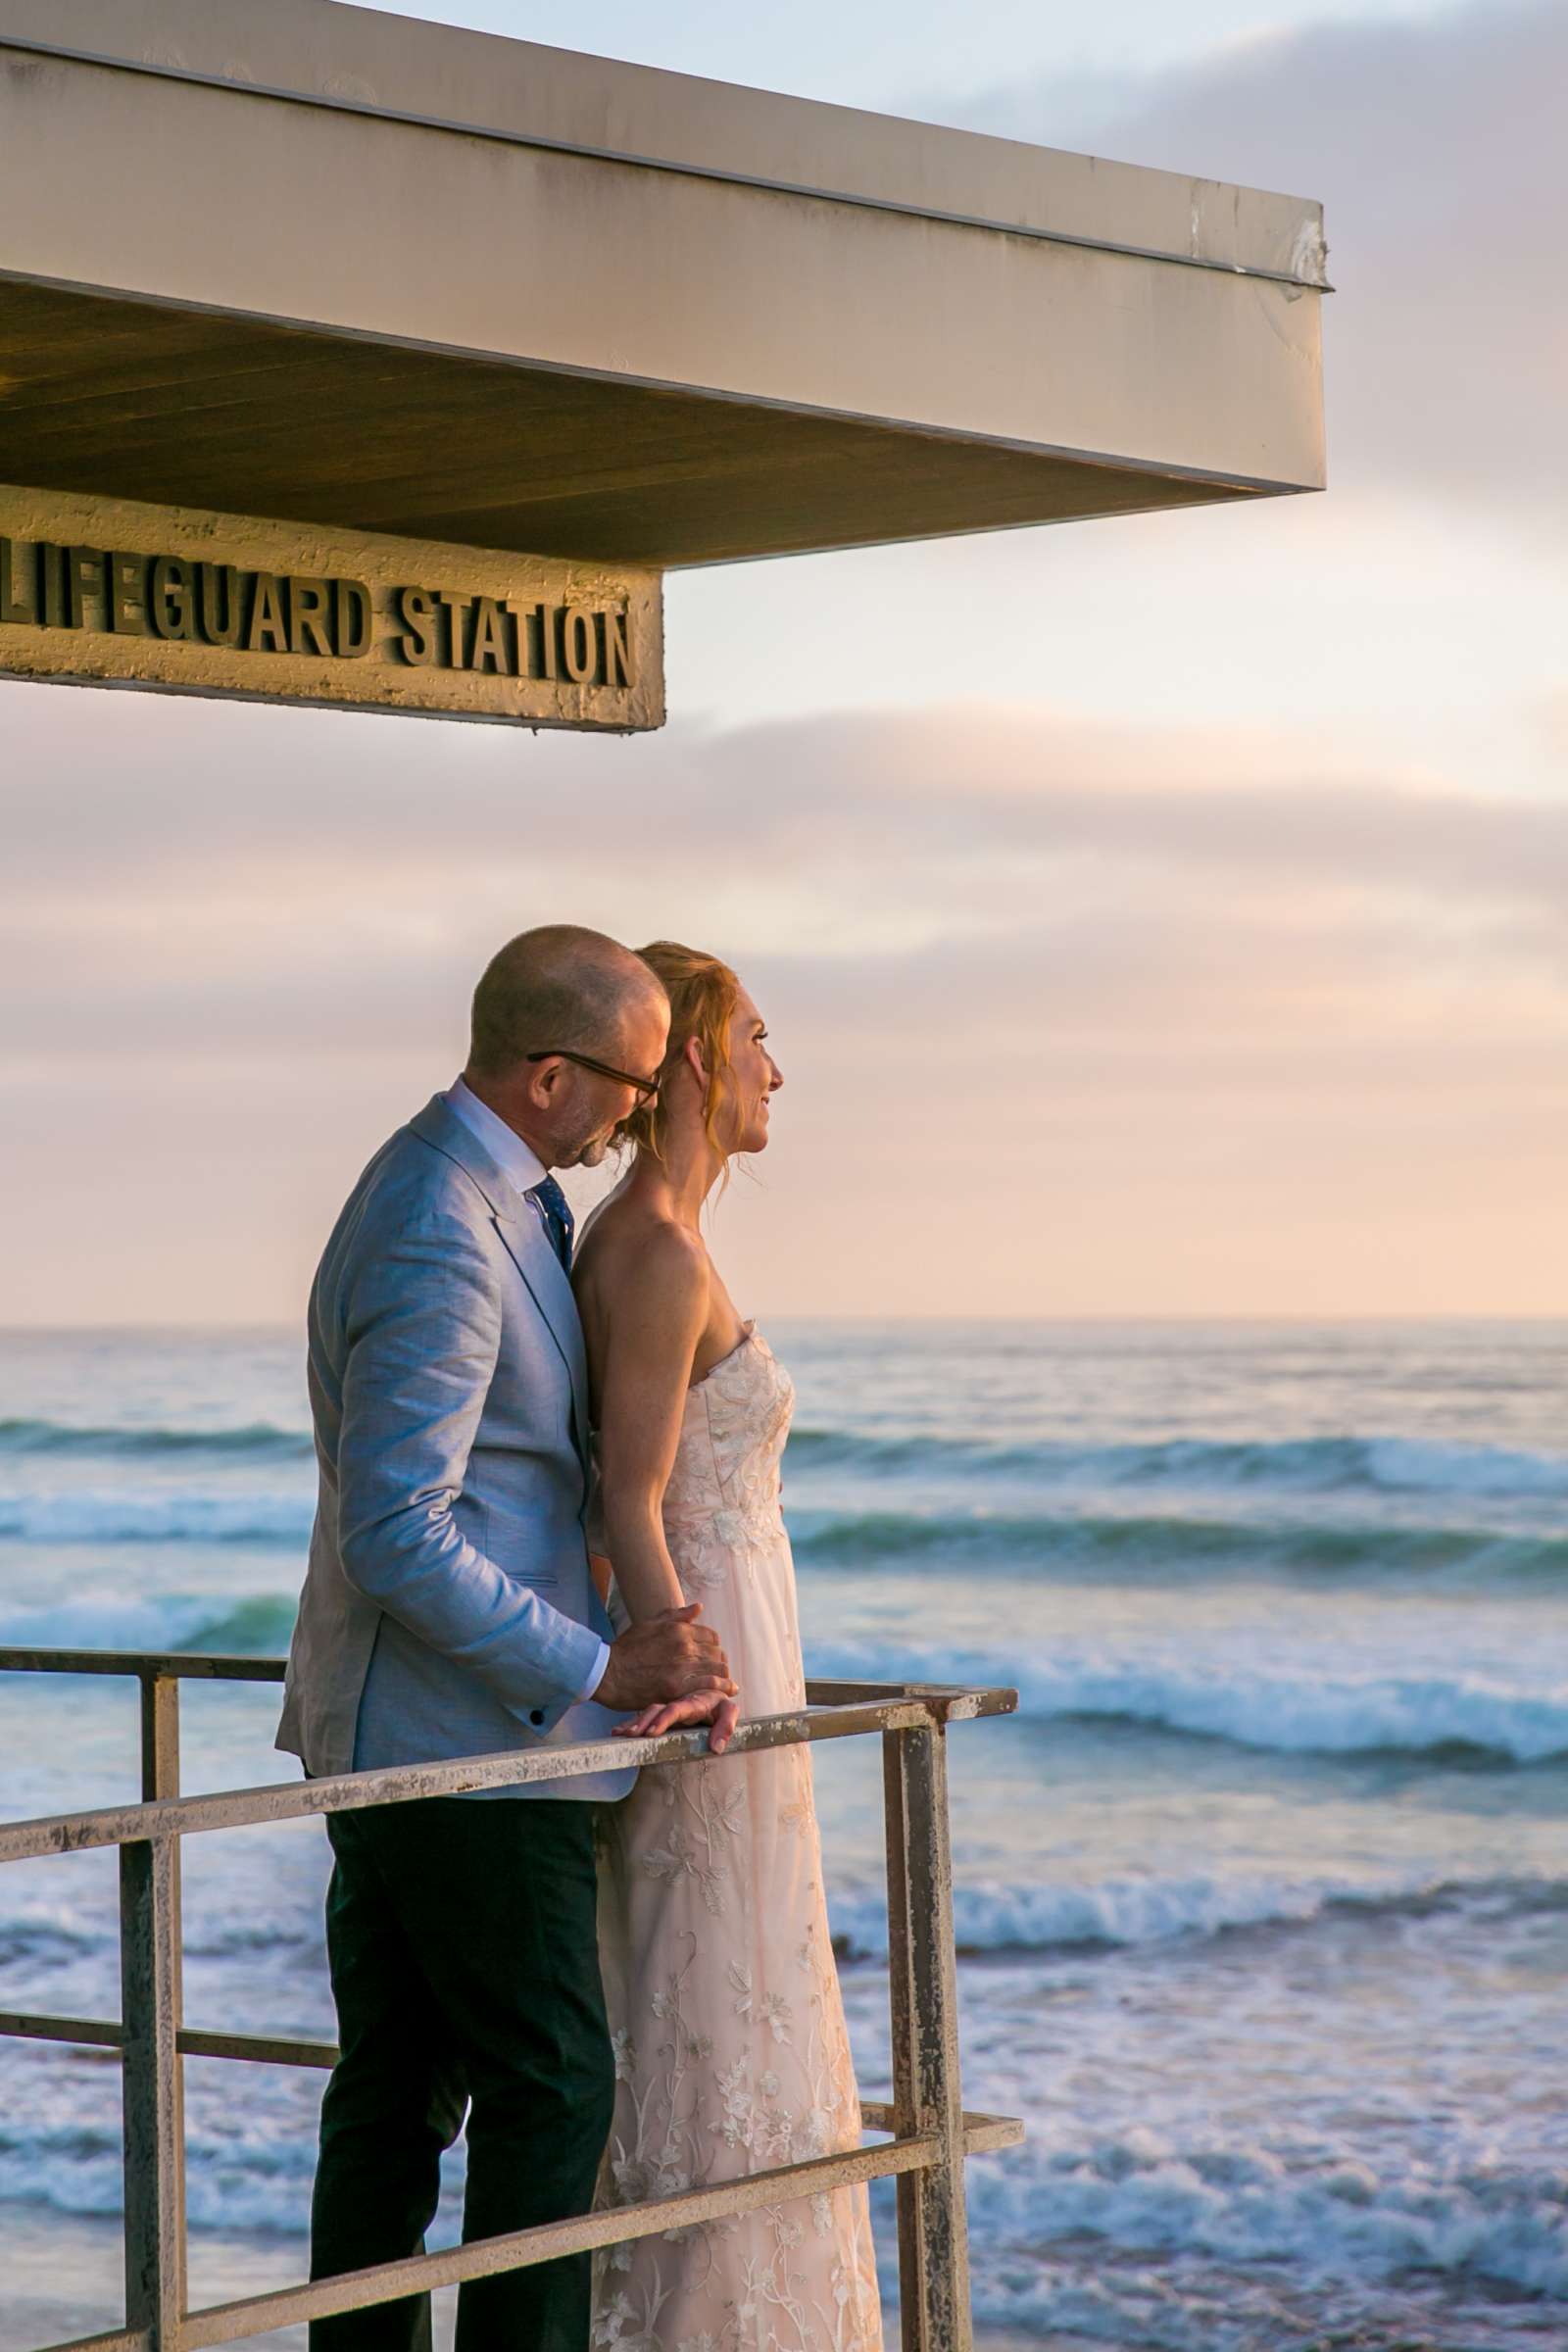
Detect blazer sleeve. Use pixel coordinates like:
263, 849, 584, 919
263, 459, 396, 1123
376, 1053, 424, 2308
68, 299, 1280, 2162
335, 1209, 604, 1730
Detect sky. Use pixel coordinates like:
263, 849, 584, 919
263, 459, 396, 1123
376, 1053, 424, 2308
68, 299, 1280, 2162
3, 0, 1564, 1323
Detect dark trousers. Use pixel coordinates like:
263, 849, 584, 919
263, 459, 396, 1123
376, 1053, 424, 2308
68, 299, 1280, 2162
309, 1795, 613, 2352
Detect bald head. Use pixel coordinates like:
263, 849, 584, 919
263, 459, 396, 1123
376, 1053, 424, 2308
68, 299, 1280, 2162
468, 924, 665, 1079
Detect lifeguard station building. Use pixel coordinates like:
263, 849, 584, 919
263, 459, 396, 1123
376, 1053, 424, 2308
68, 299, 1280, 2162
0, 0, 1326, 737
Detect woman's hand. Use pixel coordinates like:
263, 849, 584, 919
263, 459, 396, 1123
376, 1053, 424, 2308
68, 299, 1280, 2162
612, 1688, 740, 1754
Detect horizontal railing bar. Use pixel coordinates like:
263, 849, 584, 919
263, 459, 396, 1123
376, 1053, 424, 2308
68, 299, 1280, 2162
0, 1994, 1027, 2149
14, 2107, 1019, 2352
940, 2109, 1026, 2156
0, 2008, 126, 2051
0, 1647, 287, 1682
0, 2011, 341, 2068
0, 1648, 982, 1711
806, 1676, 918, 1703
0, 2004, 1029, 2151
853, 2102, 1022, 2156
179, 2024, 333, 2069
0, 2008, 1023, 2142
0, 1687, 1016, 1866
181, 2130, 941, 2344
31, 2330, 149, 2352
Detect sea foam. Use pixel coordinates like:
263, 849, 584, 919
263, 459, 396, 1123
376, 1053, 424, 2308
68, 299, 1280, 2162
0, 1418, 312, 1463
964, 2133, 1568, 2345
0, 1588, 297, 1654
811, 1639, 1568, 1763
0, 1491, 314, 1546
786, 1426, 1568, 1500
828, 1868, 1568, 1959
791, 1505, 1568, 1588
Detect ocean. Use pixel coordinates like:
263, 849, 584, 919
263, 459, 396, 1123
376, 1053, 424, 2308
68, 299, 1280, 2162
1, 1320, 1564, 2348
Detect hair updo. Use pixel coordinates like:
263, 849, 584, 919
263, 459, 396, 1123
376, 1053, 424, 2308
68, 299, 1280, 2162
620, 940, 741, 1164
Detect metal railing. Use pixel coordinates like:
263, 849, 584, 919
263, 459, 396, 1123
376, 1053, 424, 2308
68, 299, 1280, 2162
0, 1647, 1021, 2352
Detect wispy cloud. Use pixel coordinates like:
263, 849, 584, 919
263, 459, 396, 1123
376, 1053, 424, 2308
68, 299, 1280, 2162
7, 689, 1566, 1038
4, 685, 1563, 1319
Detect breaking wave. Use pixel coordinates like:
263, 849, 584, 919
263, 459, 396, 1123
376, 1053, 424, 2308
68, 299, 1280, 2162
786, 1426, 1568, 1499
0, 1418, 312, 1463
810, 1638, 1568, 1764
791, 1506, 1568, 1589
829, 1869, 1568, 1961
0, 1590, 297, 1656
5, 1416, 1563, 1502
964, 2134, 1568, 2341
0, 1491, 313, 1546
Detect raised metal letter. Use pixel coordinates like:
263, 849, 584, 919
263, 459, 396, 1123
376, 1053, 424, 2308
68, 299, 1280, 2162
199, 564, 246, 648
562, 607, 596, 684
248, 573, 289, 655
335, 578, 373, 660
468, 595, 511, 675
149, 557, 198, 643
109, 551, 151, 636
66, 546, 104, 630
436, 589, 474, 670
396, 584, 437, 666
0, 536, 37, 626
289, 576, 335, 660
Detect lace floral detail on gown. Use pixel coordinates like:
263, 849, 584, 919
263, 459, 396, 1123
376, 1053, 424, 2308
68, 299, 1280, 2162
592, 1328, 884, 2352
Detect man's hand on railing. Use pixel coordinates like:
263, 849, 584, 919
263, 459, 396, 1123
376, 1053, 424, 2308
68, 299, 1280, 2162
595, 1602, 736, 1729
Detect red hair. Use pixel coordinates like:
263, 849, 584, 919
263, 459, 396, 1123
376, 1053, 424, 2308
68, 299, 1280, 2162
621, 940, 741, 1166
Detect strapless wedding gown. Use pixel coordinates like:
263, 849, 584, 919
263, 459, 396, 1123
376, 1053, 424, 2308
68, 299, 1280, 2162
591, 1325, 884, 2352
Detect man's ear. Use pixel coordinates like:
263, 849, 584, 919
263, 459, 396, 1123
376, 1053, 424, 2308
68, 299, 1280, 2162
523, 1055, 562, 1109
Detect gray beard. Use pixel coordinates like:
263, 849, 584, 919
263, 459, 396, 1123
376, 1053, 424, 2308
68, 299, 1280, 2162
555, 1128, 612, 1171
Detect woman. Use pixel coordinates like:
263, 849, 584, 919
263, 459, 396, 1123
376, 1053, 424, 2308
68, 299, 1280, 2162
573, 941, 884, 2352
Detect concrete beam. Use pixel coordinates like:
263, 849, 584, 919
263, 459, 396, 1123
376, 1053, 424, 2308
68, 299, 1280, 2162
0, 0, 1325, 569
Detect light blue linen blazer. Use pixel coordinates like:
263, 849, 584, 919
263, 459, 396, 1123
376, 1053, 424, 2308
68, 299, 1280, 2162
275, 1094, 633, 1802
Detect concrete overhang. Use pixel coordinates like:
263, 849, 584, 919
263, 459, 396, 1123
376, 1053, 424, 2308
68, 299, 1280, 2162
0, 0, 1327, 572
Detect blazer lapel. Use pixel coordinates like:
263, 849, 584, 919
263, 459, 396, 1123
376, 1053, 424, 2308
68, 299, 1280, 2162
497, 1209, 591, 1458
408, 1095, 590, 1456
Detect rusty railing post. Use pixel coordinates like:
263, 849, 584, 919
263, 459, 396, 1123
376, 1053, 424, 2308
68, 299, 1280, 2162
123, 1670, 187, 2341
139, 1667, 181, 1804
884, 1716, 971, 2351
138, 1667, 186, 2057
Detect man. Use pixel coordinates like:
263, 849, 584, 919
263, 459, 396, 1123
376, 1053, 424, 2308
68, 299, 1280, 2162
277, 924, 735, 2351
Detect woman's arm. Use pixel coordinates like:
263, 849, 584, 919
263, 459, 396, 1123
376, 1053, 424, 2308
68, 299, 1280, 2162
594, 1223, 709, 1622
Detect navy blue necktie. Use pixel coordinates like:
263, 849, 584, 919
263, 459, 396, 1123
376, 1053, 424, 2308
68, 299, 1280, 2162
529, 1175, 574, 1274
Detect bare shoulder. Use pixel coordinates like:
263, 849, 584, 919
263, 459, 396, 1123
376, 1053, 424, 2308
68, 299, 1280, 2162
621, 1216, 709, 1319
579, 1198, 708, 1331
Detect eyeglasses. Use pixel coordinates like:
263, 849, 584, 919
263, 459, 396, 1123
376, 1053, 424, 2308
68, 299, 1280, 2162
526, 1049, 662, 1104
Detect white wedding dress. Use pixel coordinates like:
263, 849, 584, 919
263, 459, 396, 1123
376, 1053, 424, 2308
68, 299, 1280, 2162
591, 1325, 884, 2352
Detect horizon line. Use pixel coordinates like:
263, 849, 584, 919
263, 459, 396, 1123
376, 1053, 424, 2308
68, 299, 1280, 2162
3, 1312, 1567, 1336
